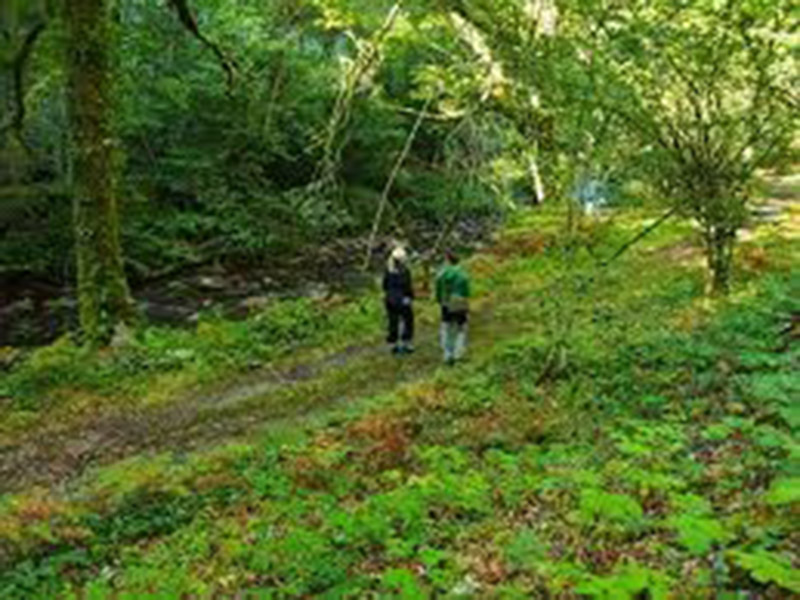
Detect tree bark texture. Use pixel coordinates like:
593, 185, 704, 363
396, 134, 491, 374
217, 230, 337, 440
65, 0, 135, 344
706, 225, 735, 296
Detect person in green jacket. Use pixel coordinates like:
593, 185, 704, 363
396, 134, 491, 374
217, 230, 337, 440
435, 250, 471, 364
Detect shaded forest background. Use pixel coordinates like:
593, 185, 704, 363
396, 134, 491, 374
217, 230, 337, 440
0, 0, 796, 345
0, 3, 797, 596
3, 1, 519, 278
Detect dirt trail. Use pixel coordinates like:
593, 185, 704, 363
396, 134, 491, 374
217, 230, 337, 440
744, 171, 800, 239
0, 306, 501, 495
2, 174, 795, 496
0, 343, 378, 494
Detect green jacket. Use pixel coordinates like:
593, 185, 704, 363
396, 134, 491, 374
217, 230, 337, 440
436, 264, 471, 311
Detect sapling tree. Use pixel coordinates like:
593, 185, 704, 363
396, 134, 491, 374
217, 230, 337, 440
441, 0, 563, 204
574, 0, 797, 293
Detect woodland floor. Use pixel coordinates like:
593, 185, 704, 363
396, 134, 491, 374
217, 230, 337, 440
0, 180, 797, 598
1, 185, 797, 495
0, 304, 499, 494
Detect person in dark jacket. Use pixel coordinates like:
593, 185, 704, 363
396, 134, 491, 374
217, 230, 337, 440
383, 246, 415, 354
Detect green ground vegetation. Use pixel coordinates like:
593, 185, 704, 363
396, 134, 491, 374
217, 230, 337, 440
0, 205, 797, 598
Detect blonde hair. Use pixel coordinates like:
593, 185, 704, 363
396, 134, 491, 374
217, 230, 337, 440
387, 246, 408, 273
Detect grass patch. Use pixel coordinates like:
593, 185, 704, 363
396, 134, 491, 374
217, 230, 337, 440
0, 206, 797, 598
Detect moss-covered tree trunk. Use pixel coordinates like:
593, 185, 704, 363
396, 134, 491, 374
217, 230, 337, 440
65, 0, 135, 344
705, 224, 736, 296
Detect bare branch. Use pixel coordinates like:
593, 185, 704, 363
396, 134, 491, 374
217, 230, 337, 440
363, 93, 435, 271
0, 21, 46, 151
600, 205, 681, 267
166, 0, 237, 91
315, 1, 403, 185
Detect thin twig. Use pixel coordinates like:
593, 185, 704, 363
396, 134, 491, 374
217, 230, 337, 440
362, 93, 435, 270
0, 21, 46, 152
599, 205, 680, 267
317, 2, 403, 184
166, 0, 237, 91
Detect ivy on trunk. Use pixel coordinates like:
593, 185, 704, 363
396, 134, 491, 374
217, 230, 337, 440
65, 0, 135, 344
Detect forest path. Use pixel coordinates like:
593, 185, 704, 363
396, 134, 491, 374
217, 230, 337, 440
2, 175, 796, 496
0, 297, 511, 495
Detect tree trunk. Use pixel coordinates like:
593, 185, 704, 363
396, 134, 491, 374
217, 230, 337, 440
527, 151, 545, 205
65, 0, 135, 344
705, 225, 735, 295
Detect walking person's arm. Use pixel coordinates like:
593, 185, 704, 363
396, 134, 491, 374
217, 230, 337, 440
435, 270, 444, 305
404, 268, 414, 303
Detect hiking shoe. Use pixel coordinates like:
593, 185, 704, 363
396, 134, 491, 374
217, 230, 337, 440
402, 344, 415, 354
391, 345, 403, 355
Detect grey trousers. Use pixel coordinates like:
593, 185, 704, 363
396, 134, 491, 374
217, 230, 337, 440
440, 308, 468, 361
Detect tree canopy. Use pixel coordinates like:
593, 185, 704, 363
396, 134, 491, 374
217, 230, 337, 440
0, 0, 796, 332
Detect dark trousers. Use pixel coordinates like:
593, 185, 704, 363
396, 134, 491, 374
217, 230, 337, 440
386, 302, 414, 344
441, 306, 468, 326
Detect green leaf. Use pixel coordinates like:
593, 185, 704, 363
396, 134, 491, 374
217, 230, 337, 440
778, 404, 800, 429
670, 493, 713, 516
668, 514, 730, 556
382, 568, 426, 599
504, 528, 549, 571
754, 425, 792, 450
579, 489, 644, 528
703, 423, 733, 442
765, 477, 800, 506
575, 563, 671, 600
730, 550, 800, 593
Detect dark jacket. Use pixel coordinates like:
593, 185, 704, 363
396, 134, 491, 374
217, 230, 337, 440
383, 266, 414, 307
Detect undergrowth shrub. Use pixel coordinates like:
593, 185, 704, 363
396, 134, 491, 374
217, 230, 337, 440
0, 294, 381, 413
0, 229, 796, 598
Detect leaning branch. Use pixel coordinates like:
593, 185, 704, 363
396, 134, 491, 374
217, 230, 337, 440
362, 93, 434, 270
0, 21, 46, 150
166, 0, 236, 90
599, 205, 681, 267
317, 1, 403, 184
